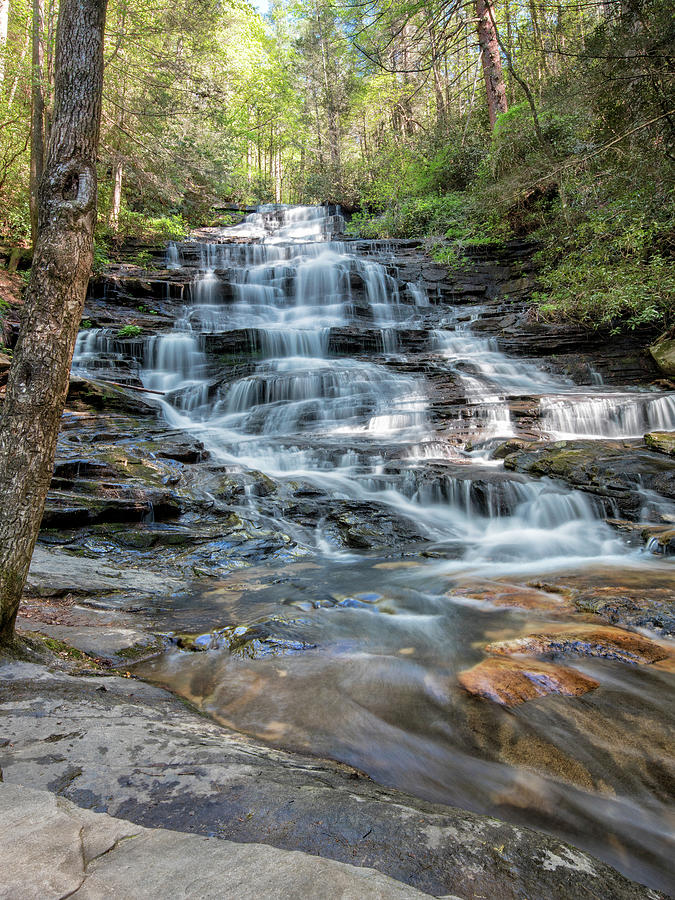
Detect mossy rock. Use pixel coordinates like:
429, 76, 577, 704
644, 431, 675, 457
649, 337, 675, 376
642, 527, 675, 556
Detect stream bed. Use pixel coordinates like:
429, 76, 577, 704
70, 205, 675, 893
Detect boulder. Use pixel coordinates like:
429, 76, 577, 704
0, 783, 427, 900
502, 439, 675, 519
649, 337, 675, 376
644, 431, 675, 457
643, 527, 675, 557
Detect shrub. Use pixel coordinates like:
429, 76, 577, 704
117, 324, 143, 337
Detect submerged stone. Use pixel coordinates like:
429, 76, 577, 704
458, 657, 599, 706
449, 581, 572, 612
485, 625, 669, 665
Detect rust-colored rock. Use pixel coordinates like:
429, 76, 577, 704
450, 580, 571, 612
458, 657, 598, 706
486, 624, 668, 665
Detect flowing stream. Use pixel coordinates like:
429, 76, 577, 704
73, 205, 675, 892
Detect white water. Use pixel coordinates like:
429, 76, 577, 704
73, 205, 675, 569
541, 393, 675, 438
153, 207, 632, 564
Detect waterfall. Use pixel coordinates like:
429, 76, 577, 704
541, 393, 675, 439
138, 206, 626, 563
73, 205, 675, 566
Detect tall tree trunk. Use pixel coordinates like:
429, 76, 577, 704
108, 88, 125, 231
30, 0, 46, 245
0, 0, 108, 647
476, 0, 508, 130
109, 154, 123, 229
0, 0, 9, 88
7, 23, 30, 109
504, 0, 515, 103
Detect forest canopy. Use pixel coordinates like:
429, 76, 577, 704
0, 0, 673, 329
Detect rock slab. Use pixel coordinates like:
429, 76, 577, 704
0, 783, 428, 899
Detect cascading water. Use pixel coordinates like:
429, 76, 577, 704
74, 205, 668, 565
72, 205, 675, 893
541, 392, 675, 438
126, 205, 632, 565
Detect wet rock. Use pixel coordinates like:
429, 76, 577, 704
527, 568, 675, 637
85, 271, 193, 331
449, 581, 572, 612
502, 439, 675, 519
41, 487, 181, 528
211, 469, 276, 502
0, 661, 661, 900
26, 544, 184, 600
643, 527, 675, 556
458, 657, 599, 706
327, 326, 392, 355
189, 619, 317, 658
649, 337, 675, 377
156, 436, 210, 463
492, 438, 534, 460
326, 503, 429, 551
644, 431, 675, 457
51, 459, 118, 482
485, 625, 668, 665
203, 329, 257, 357
67, 376, 159, 416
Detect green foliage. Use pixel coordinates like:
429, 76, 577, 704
101, 210, 188, 246
117, 325, 143, 338
532, 189, 675, 331
348, 195, 471, 239
429, 243, 468, 269
2, 202, 32, 245
130, 249, 155, 269
81, 319, 94, 329
348, 192, 511, 244
489, 103, 583, 179
92, 242, 111, 274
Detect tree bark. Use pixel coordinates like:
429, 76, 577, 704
30, 0, 46, 246
476, 0, 508, 130
0, 0, 9, 88
0, 0, 108, 647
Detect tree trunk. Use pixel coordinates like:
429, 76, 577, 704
7, 22, 30, 109
476, 0, 508, 130
0, 0, 108, 647
109, 154, 123, 229
0, 0, 9, 87
30, 0, 46, 245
